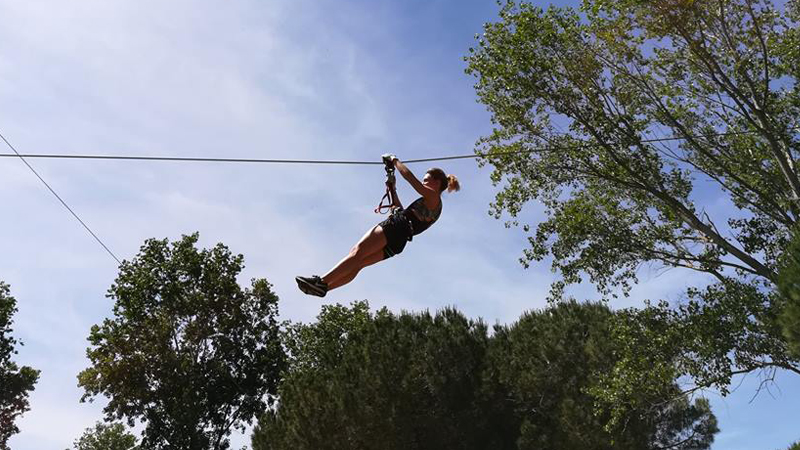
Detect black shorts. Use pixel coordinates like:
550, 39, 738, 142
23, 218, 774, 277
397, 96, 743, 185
379, 209, 413, 259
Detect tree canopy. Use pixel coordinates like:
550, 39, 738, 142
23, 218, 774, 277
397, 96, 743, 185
253, 302, 497, 450
77, 234, 285, 450
252, 301, 717, 450
70, 422, 138, 450
778, 230, 800, 358
0, 282, 39, 450
490, 301, 717, 449
465, 0, 800, 407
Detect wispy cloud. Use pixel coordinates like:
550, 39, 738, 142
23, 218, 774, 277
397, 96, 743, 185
2, 0, 798, 449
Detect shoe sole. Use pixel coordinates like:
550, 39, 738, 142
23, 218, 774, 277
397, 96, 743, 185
295, 276, 326, 297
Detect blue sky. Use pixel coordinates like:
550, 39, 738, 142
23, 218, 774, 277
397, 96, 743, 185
0, 0, 797, 448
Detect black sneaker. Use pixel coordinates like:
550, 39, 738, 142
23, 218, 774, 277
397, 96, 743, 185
295, 275, 328, 297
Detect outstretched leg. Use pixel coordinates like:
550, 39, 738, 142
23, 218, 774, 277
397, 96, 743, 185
323, 226, 387, 288
326, 249, 384, 290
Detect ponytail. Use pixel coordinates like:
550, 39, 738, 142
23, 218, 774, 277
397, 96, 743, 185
446, 174, 460, 193
427, 168, 461, 193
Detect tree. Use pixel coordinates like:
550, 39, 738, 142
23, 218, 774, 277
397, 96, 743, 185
465, 0, 800, 407
0, 282, 40, 449
78, 234, 285, 450
253, 302, 499, 450
252, 302, 375, 450
778, 231, 800, 357
252, 301, 717, 450
488, 301, 717, 449
71, 422, 138, 450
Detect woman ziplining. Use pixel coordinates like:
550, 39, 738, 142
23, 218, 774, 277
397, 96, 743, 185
295, 154, 460, 297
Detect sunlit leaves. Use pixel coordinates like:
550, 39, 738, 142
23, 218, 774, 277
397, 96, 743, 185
72, 422, 138, 450
77, 234, 285, 450
466, 0, 799, 421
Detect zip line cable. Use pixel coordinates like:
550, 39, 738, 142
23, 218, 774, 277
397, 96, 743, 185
0, 126, 796, 265
0, 130, 122, 265
0, 128, 796, 165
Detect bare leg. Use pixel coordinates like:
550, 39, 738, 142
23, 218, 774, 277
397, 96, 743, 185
322, 226, 387, 287
326, 249, 385, 290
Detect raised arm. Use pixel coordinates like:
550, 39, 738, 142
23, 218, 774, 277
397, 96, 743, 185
393, 159, 437, 201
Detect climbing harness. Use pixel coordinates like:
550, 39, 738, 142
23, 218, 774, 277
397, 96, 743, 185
375, 154, 397, 214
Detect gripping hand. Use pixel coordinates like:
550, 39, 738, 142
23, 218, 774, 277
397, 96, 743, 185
382, 153, 398, 166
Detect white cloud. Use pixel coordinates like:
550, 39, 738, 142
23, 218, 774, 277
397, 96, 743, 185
2, 0, 797, 449
0, 0, 391, 447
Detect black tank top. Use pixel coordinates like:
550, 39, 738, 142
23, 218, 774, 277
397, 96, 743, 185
403, 197, 442, 236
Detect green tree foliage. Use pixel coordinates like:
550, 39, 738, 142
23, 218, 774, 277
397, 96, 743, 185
490, 301, 717, 449
252, 301, 717, 450
0, 282, 40, 449
465, 0, 800, 409
77, 234, 285, 450
71, 422, 138, 450
253, 302, 497, 450
778, 231, 800, 357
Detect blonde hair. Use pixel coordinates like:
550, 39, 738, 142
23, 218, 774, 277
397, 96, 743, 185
428, 168, 461, 193
446, 174, 460, 193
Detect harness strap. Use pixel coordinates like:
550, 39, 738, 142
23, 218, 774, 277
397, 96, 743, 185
375, 158, 397, 214
375, 187, 395, 214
